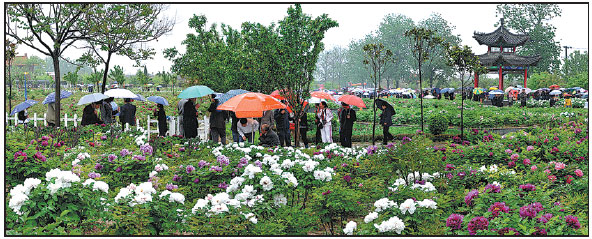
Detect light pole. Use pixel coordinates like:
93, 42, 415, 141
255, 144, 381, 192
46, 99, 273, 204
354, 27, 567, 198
24, 72, 28, 100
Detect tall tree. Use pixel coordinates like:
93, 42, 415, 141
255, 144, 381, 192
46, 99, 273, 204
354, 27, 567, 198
405, 27, 444, 132
418, 13, 461, 88
562, 50, 588, 78
446, 45, 487, 140
315, 46, 348, 89
109, 65, 126, 88
363, 43, 393, 145
79, 4, 174, 93
6, 40, 17, 111
63, 70, 79, 88
377, 13, 415, 89
496, 4, 562, 73
6, 4, 93, 127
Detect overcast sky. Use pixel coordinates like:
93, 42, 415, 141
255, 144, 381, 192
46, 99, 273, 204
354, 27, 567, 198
13, 3, 589, 75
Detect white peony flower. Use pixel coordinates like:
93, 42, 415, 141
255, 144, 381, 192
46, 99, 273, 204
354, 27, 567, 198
260, 176, 274, 191
159, 190, 172, 198
149, 171, 158, 178
115, 188, 132, 203
211, 192, 230, 206
242, 185, 256, 196
281, 159, 295, 169
374, 198, 397, 212
273, 194, 287, 207
417, 199, 437, 209
169, 192, 185, 204
242, 164, 263, 179
374, 216, 405, 234
192, 199, 209, 213
227, 199, 241, 208
135, 182, 156, 195
302, 160, 319, 172
364, 212, 379, 223
134, 193, 153, 204
399, 199, 416, 215
343, 221, 357, 235
209, 203, 229, 215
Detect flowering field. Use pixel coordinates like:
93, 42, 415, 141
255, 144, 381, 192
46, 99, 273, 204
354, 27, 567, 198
5, 115, 589, 235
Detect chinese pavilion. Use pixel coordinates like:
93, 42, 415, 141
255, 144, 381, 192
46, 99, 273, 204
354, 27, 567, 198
473, 18, 541, 89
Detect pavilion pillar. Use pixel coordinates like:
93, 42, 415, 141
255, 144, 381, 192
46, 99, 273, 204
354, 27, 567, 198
524, 67, 528, 88
498, 65, 503, 89
474, 72, 479, 88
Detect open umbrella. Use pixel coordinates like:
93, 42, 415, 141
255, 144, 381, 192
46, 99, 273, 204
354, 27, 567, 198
10, 100, 38, 116
270, 89, 291, 100
216, 89, 250, 104
549, 90, 562, 95
77, 93, 108, 106
489, 87, 498, 91
42, 91, 73, 105
147, 96, 169, 106
489, 90, 504, 95
338, 95, 366, 108
549, 84, 560, 89
132, 94, 146, 101
440, 88, 449, 94
217, 93, 287, 118
424, 95, 435, 99
375, 99, 395, 115
311, 91, 336, 101
473, 88, 484, 95
105, 89, 138, 99
178, 85, 215, 99
308, 97, 323, 104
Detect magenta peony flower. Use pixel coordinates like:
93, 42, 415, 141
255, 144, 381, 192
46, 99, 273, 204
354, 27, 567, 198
488, 202, 510, 218
193, 178, 200, 184
484, 184, 501, 193
548, 175, 557, 182
496, 227, 519, 236
100, 135, 107, 140
108, 154, 117, 162
41, 141, 49, 147
120, 148, 132, 157
464, 190, 479, 206
217, 155, 230, 166
565, 215, 581, 229
526, 145, 534, 151
198, 160, 210, 168
445, 164, 455, 171
217, 182, 228, 189
504, 149, 512, 154
343, 175, 351, 183
531, 165, 537, 171
523, 158, 531, 165
508, 161, 516, 168
115, 166, 122, 172
554, 162, 566, 170
166, 183, 178, 190
95, 163, 103, 170
575, 169, 584, 177
467, 216, 489, 235
446, 214, 464, 231
510, 154, 519, 160
532, 227, 547, 235
186, 165, 195, 174
519, 203, 543, 219
538, 213, 553, 224
519, 184, 536, 192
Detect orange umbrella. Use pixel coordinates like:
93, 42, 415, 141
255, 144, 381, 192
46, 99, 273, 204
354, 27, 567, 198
286, 99, 308, 113
338, 95, 366, 108
270, 89, 291, 100
217, 92, 287, 118
549, 84, 560, 89
310, 91, 336, 101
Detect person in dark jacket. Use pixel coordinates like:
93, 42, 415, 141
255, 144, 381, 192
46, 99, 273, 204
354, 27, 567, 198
259, 123, 280, 147
153, 103, 168, 137
519, 89, 527, 107
274, 101, 291, 147
100, 97, 114, 124
230, 111, 240, 143
298, 110, 309, 148
379, 104, 394, 145
208, 94, 227, 144
183, 98, 199, 139
82, 102, 103, 126
119, 98, 137, 130
314, 103, 322, 145
338, 102, 356, 148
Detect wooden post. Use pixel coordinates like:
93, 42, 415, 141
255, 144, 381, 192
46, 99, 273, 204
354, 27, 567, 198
498, 65, 503, 90
33, 113, 37, 127
474, 72, 479, 88
524, 67, 528, 88
44, 113, 47, 126
65, 113, 68, 128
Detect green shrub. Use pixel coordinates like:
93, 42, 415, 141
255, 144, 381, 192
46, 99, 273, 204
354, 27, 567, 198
428, 114, 449, 135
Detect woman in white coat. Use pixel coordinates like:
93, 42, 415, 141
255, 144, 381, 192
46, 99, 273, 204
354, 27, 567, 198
317, 101, 333, 143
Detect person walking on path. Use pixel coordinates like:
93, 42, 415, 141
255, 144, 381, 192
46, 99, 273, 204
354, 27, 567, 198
298, 110, 310, 148
153, 103, 168, 137
182, 98, 199, 139
317, 101, 333, 143
379, 104, 394, 145
259, 123, 280, 147
237, 118, 259, 143
338, 102, 356, 148
519, 89, 527, 108
314, 103, 322, 145
100, 97, 114, 124
46, 102, 57, 127
274, 102, 291, 147
82, 102, 103, 126
119, 98, 137, 130
565, 95, 572, 108
208, 94, 227, 145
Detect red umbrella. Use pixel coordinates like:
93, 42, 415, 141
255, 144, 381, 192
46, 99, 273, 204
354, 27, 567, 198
338, 95, 366, 108
217, 93, 287, 118
270, 89, 291, 100
310, 91, 336, 101
549, 84, 560, 89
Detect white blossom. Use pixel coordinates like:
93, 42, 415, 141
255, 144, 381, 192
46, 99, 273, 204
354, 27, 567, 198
273, 194, 287, 207
364, 212, 379, 223
374, 216, 405, 234
399, 199, 416, 215
343, 221, 357, 235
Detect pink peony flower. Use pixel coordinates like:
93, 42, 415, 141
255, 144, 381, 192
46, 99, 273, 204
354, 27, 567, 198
505, 149, 512, 154
510, 154, 519, 160
531, 165, 537, 171
575, 169, 583, 177
523, 158, 531, 165
547, 175, 557, 182
544, 169, 551, 174
526, 145, 534, 151
554, 162, 566, 170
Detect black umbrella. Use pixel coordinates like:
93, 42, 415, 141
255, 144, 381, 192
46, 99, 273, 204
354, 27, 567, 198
375, 99, 395, 114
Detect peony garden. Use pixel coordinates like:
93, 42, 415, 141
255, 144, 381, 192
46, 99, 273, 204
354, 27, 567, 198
5, 96, 589, 235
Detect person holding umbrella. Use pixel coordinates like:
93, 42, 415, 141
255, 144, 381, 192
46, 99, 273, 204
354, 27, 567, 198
82, 102, 103, 126
317, 101, 333, 144
177, 98, 189, 137
208, 94, 227, 144
378, 101, 394, 145
338, 102, 356, 148
274, 100, 291, 147
119, 98, 137, 130
100, 97, 115, 124
183, 98, 199, 139
237, 118, 259, 143
314, 103, 322, 145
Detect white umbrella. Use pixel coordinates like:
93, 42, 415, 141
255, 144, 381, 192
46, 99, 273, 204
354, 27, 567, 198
77, 93, 108, 105
104, 89, 138, 99
424, 95, 435, 99
549, 90, 562, 95
308, 97, 322, 104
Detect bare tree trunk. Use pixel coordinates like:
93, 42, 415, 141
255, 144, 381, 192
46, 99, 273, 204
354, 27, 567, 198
101, 52, 113, 93
52, 55, 62, 128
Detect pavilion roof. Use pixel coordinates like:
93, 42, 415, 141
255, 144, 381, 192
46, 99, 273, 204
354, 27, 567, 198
477, 52, 541, 67
473, 19, 530, 47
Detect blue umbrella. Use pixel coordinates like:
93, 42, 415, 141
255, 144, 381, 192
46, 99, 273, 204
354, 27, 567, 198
132, 94, 146, 101
178, 85, 215, 99
77, 93, 108, 106
147, 96, 169, 106
10, 100, 37, 116
440, 88, 449, 94
42, 91, 73, 105
217, 89, 250, 104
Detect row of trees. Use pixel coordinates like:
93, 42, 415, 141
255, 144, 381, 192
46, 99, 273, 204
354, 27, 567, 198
314, 4, 576, 90
6, 4, 175, 127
